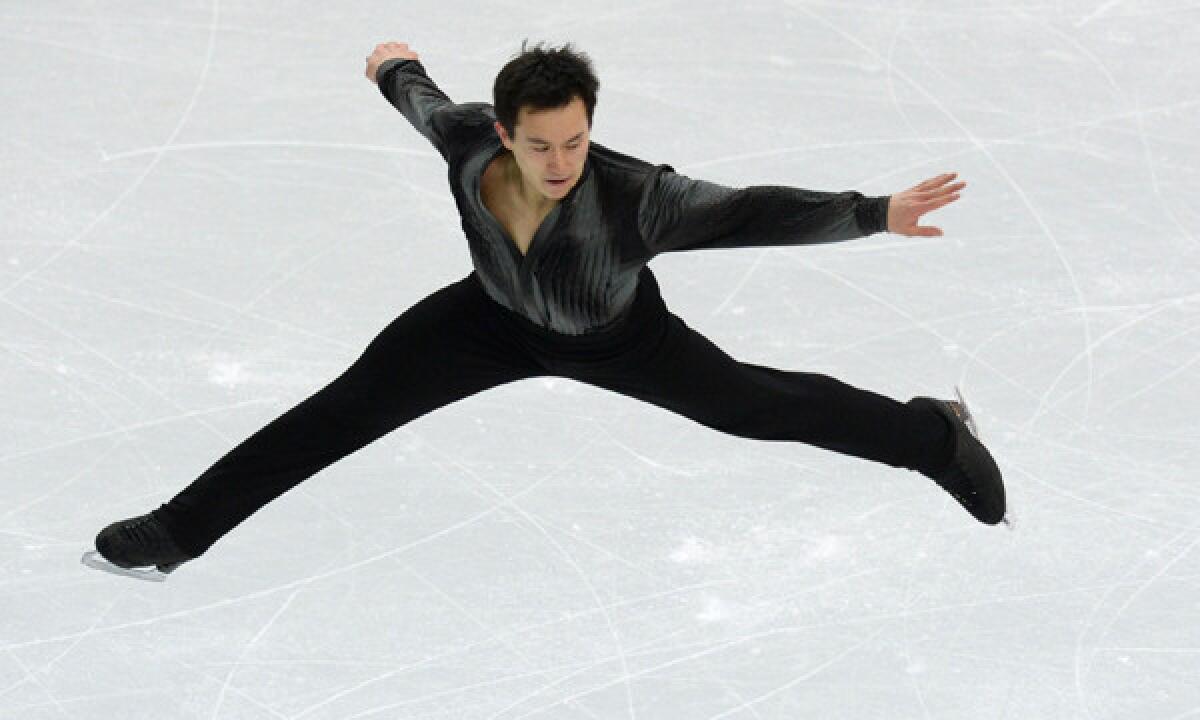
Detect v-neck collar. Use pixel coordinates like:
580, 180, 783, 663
474, 140, 591, 272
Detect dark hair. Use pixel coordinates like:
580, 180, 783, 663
492, 40, 599, 140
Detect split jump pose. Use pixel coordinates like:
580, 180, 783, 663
88, 41, 1007, 582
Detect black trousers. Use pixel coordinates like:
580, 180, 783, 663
157, 267, 954, 558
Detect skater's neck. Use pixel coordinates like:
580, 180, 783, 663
501, 152, 560, 216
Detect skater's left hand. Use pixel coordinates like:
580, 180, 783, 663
886, 172, 966, 237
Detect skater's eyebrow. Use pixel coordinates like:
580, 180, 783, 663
526, 131, 586, 144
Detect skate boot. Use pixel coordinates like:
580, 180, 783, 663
82, 506, 194, 582
909, 388, 1008, 526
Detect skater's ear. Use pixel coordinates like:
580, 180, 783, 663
494, 120, 515, 149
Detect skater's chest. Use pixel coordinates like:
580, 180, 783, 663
478, 155, 558, 258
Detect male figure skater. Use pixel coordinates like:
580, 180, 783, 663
85, 40, 1006, 582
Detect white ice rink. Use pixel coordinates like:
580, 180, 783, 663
4, 1, 1199, 718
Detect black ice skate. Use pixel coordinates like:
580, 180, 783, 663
910, 386, 1009, 527
81, 508, 194, 582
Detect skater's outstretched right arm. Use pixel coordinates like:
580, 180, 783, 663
366, 42, 459, 161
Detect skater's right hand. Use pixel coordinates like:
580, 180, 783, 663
366, 42, 420, 84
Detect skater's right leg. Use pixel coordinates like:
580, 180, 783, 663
140, 272, 543, 559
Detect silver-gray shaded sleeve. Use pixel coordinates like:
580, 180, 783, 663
636, 167, 891, 258
376, 57, 458, 161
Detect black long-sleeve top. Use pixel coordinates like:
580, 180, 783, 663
376, 57, 892, 336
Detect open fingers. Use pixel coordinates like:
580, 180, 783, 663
915, 180, 966, 202
916, 190, 962, 213
916, 172, 959, 191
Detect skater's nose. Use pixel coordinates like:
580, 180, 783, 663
548, 148, 570, 170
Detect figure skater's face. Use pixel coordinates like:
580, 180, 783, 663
495, 95, 590, 205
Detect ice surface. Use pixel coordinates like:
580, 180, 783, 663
3, 1, 1199, 718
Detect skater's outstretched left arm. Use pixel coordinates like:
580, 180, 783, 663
635, 166, 890, 258
636, 167, 967, 258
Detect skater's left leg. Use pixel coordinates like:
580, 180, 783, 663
562, 310, 956, 479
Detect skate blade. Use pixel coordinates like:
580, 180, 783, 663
952, 385, 981, 440
81, 551, 172, 582
954, 385, 1016, 531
